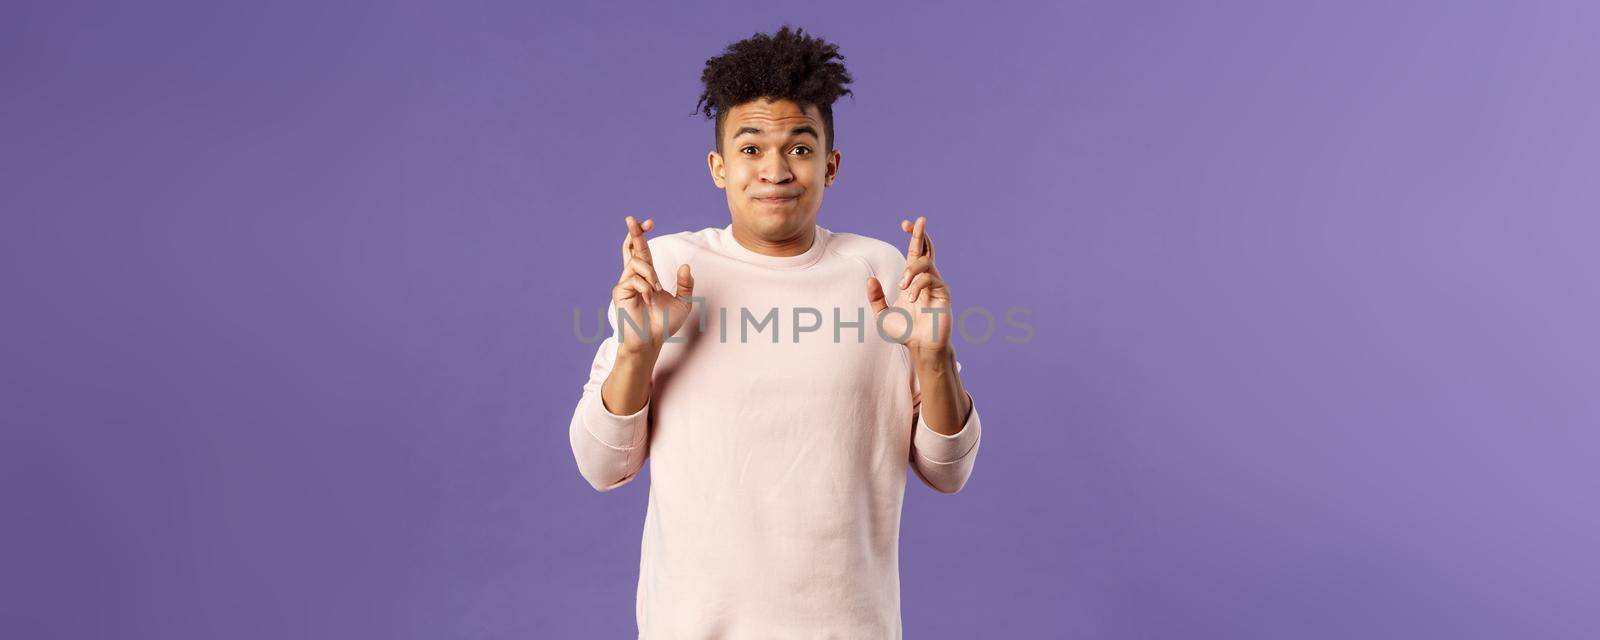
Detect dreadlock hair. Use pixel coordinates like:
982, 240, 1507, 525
695, 25, 854, 155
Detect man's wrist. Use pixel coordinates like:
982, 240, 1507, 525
615, 344, 660, 367
601, 347, 657, 417
910, 344, 956, 374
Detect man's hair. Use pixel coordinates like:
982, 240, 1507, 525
695, 25, 854, 155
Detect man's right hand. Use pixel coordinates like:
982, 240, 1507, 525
613, 216, 695, 358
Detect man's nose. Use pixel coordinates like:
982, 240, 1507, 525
759, 153, 794, 184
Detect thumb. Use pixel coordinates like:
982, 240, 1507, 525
866, 277, 889, 314
674, 263, 695, 301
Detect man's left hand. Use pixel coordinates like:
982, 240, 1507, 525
867, 216, 953, 357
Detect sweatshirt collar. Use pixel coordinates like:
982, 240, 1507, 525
717, 224, 829, 269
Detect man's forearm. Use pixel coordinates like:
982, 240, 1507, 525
601, 349, 657, 415
911, 346, 972, 435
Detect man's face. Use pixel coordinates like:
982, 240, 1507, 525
708, 98, 841, 244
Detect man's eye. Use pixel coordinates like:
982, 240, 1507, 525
790, 146, 811, 156
740, 146, 758, 155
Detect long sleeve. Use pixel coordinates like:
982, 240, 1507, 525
908, 358, 983, 494
568, 299, 652, 492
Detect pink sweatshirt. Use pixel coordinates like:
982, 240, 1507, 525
569, 223, 983, 638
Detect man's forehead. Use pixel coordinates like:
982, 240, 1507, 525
726, 99, 822, 128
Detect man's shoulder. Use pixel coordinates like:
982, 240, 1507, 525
644, 227, 717, 264
825, 228, 906, 276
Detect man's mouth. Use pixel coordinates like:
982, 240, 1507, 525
753, 195, 798, 204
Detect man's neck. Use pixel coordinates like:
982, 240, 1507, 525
730, 222, 816, 257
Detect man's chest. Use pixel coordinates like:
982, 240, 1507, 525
647, 256, 914, 440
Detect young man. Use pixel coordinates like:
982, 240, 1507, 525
568, 25, 983, 637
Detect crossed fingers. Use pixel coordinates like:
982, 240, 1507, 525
619, 216, 662, 292
897, 216, 943, 302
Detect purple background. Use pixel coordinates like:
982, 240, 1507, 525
4, 1, 1597, 638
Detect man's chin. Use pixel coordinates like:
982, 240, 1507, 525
758, 209, 797, 224
750, 204, 798, 222
747, 206, 794, 222
739, 210, 810, 238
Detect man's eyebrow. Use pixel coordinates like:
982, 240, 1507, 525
787, 125, 819, 140
732, 125, 820, 140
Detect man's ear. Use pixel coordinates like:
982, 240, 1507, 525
707, 150, 726, 189
824, 149, 842, 187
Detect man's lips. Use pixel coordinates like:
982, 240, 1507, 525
753, 195, 798, 204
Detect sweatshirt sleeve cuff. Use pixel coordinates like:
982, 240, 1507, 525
582, 393, 650, 450
913, 393, 982, 464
